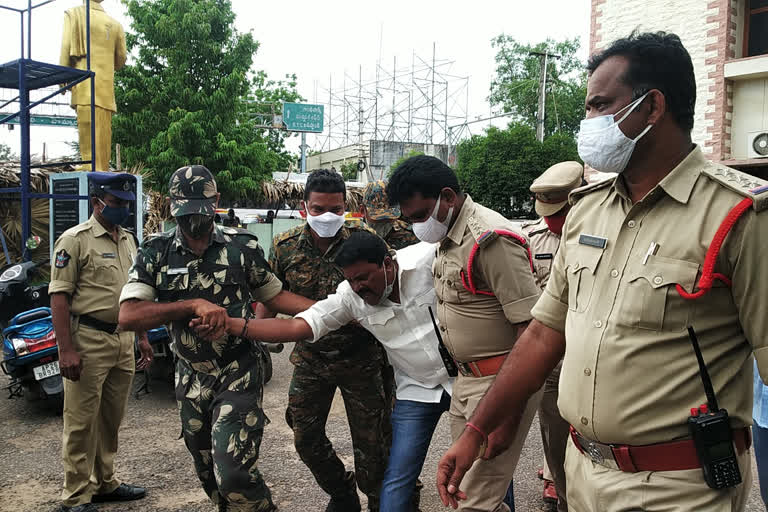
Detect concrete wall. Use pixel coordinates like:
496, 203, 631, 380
368, 141, 450, 181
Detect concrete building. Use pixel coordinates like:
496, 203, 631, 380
591, 0, 768, 177
306, 140, 450, 182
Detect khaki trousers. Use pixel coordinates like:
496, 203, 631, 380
449, 374, 542, 512
564, 437, 752, 511
539, 360, 569, 511
75, 105, 113, 171
61, 325, 134, 507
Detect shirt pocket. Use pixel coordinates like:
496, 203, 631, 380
366, 308, 403, 345
438, 261, 466, 305
565, 244, 604, 313
91, 258, 120, 287
213, 269, 247, 308
156, 268, 189, 302
618, 256, 699, 331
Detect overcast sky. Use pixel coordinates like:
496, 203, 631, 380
0, 0, 590, 159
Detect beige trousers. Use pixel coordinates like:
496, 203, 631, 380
564, 437, 752, 511
539, 360, 569, 511
449, 373, 542, 512
75, 105, 113, 171
61, 324, 134, 507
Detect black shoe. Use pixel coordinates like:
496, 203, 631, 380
58, 505, 98, 512
325, 494, 361, 512
92, 483, 147, 502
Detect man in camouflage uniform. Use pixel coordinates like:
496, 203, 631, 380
267, 169, 391, 511
119, 165, 312, 512
360, 180, 419, 250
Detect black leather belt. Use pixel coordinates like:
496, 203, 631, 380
79, 314, 118, 334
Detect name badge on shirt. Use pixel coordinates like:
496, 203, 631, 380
168, 267, 189, 275
535, 253, 554, 260
578, 234, 607, 249
101, 253, 116, 259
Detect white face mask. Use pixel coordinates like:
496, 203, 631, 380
577, 92, 653, 174
378, 258, 395, 304
413, 195, 454, 243
306, 210, 346, 238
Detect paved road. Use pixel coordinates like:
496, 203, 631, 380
0, 349, 763, 511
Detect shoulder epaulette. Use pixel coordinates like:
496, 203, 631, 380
273, 224, 303, 245
702, 163, 768, 212
467, 214, 498, 248
569, 176, 616, 205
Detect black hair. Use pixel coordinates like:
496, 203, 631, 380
334, 232, 389, 268
385, 155, 461, 206
305, 169, 347, 201
228, 208, 235, 216
587, 31, 696, 133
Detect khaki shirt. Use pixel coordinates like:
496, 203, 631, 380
49, 215, 137, 324
532, 146, 768, 445
435, 195, 540, 362
522, 217, 561, 290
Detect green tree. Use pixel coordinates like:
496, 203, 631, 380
455, 122, 579, 219
340, 161, 358, 181
388, 150, 424, 178
114, 0, 302, 199
0, 142, 15, 161
489, 36, 587, 138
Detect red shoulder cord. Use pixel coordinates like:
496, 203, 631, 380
676, 197, 752, 300
460, 229, 534, 297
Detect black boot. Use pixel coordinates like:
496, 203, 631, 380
326, 472, 361, 512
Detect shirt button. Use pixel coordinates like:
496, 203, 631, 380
436, 273, 442, 279
584, 368, 592, 376
653, 276, 663, 285
446, 280, 453, 286
438, 299, 444, 305
593, 320, 602, 328
440, 325, 446, 332
627, 220, 636, 228
581, 417, 589, 426
610, 269, 619, 278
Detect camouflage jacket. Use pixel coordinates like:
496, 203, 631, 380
122, 225, 283, 373
369, 219, 420, 251
270, 222, 382, 355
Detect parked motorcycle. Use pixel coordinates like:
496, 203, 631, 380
0, 261, 61, 405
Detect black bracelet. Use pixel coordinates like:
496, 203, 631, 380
240, 317, 250, 339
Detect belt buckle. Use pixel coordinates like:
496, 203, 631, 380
585, 440, 605, 465
456, 361, 472, 377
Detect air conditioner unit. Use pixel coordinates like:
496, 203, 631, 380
748, 130, 768, 159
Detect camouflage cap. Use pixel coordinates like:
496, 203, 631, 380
363, 180, 401, 221
168, 165, 218, 217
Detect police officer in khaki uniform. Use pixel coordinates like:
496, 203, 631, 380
522, 161, 583, 512
387, 155, 542, 512
437, 32, 766, 511
50, 173, 150, 512
360, 180, 420, 250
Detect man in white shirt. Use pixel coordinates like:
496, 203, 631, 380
192, 231, 453, 512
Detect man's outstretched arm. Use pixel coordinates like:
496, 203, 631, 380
436, 319, 565, 508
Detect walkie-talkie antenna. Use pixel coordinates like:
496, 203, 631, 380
687, 326, 719, 412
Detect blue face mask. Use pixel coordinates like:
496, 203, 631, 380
98, 198, 130, 226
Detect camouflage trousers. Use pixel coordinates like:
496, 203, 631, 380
287, 343, 393, 509
176, 350, 275, 512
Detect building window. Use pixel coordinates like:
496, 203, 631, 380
745, 0, 768, 57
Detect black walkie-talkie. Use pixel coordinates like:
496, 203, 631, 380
428, 306, 458, 377
686, 326, 742, 489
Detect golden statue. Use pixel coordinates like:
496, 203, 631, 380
60, 0, 126, 171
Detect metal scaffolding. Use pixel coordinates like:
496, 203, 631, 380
316, 44, 470, 157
